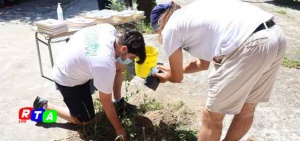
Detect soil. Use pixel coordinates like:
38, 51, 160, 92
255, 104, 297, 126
65, 103, 196, 140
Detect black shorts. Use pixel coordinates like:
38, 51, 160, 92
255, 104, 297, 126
55, 80, 95, 122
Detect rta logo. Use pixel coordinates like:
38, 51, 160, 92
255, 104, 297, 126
19, 107, 57, 123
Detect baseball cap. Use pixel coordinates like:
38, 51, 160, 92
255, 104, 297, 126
150, 2, 172, 31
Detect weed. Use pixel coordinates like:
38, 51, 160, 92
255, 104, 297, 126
107, 0, 125, 11
275, 8, 287, 14
282, 56, 300, 68
171, 128, 198, 141
140, 98, 164, 113
172, 100, 185, 111
122, 69, 140, 101
142, 22, 155, 34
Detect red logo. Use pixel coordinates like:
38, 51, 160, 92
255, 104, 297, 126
19, 107, 33, 123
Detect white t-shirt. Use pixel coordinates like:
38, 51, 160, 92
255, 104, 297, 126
156, 0, 171, 4
162, 0, 274, 61
174, 0, 198, 7
52, 24, 117, 94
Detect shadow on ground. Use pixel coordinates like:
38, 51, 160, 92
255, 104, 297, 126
242, 0, 300, 10
265, 0, 300, 11
35, 122, 77, 131
0, 0, 83, 24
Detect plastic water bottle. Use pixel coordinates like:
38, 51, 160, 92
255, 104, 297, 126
57, 3, 64, 21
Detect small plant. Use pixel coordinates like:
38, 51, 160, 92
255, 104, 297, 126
77, 99, 114, 140
107, 0, 125, 11
171, 128, 198, 141
282, 56, 300, 68
172, 100, 185, 111
275, 8, 287, 14
120, 115, 139, 139
142, 22, 155, 34
122, 69, 141, 101
140, 98, 164, 113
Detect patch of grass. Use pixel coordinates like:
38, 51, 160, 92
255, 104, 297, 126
171, 128, 198, 140
282, 56, 300, 68
107, 0, 124, 11
140, 98, 164, 113
275, 8, 287, 14
142, 22, 155, 34
172, 100, 185, 111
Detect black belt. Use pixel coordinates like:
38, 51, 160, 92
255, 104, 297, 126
253, 20, 275, 33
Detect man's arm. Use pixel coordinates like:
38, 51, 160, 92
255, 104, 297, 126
155, 48, 184, 83
99, 92, 126, 136
183, 58, 210, 73
164, 49, 210, 82
113, 62, 126, 101
155, 49, 210, 83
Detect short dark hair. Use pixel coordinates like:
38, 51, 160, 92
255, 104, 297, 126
118, 30, 146, 64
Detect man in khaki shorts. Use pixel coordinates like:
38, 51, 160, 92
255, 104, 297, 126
207, 24, 286, 115
153, 0, 287, 140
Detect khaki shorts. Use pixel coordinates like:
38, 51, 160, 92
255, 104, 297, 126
206, 25, 287, 115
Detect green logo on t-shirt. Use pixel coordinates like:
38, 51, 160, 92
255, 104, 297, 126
85, 29, 100, 56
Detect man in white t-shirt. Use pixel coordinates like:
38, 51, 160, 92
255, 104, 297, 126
33, 24, 146, 139
154, 0, 286, 140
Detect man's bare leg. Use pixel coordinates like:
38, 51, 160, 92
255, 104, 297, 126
46, 103, 78, 124
198, 108, 225, 141
45, 102, 92, 125
223, 103, 257, 141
